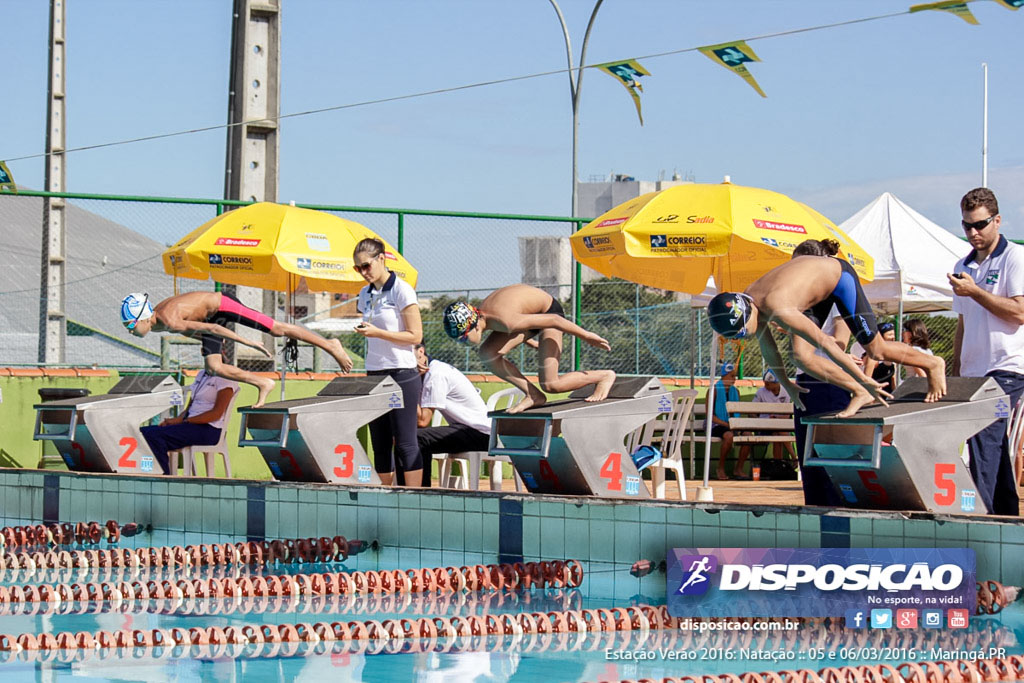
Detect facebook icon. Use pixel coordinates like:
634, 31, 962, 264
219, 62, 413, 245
844, 609, 866, 629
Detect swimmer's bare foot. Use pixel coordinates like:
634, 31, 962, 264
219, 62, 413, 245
836, 390, 876, 418
509, 387, 547, 414
924, 356, 947, 403
326, 338, 354, 373
716, 469, 729, 481
584, 371, 617, 403
252, 377, 276, 409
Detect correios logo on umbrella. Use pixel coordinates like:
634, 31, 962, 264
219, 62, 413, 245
649, 235, 707, 253
208, 254, 253, 270
582, 236, 614, 253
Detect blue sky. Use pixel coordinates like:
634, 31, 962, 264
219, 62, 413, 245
4, 0, 1022, 238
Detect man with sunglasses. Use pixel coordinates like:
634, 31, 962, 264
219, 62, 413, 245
120, 291, 354, 408
441, 284, 614, 414
707, 253, 946, 418
950, 187, 1022, 515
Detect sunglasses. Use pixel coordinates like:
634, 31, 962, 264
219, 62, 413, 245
962, 215, 997, 232
352, 256, 380, 273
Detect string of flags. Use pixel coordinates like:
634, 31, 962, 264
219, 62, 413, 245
0, 162, 16, 193
594, 0, 1019, 119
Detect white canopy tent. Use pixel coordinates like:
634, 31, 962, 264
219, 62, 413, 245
840, 192, 968, 314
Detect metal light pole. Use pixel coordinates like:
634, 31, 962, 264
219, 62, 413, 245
548, 0, 605, 219
549, 0, 604, 371
982, 62, 988, 188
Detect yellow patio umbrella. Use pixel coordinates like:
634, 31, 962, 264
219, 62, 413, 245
569, 181, 872, 293
162, 202, 417, 293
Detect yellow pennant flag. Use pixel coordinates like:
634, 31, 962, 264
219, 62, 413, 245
0, 162, 16, 193
698, 41, 766, 98
910, 0, 980, 24
993, 0, 1022, 8
595, 59, 651, 125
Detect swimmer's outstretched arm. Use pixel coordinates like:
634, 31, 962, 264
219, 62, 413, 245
174, 320, 272, 358
773, 311, 890, 404
753, 323, 808, 411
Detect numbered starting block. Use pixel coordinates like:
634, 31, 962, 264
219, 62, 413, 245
488, 376, 671, 498
803, 376, 1006, 515
238, 376, 403, 484
33, 375, 183, 474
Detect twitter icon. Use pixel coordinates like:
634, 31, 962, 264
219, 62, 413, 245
870, 609, 892, 629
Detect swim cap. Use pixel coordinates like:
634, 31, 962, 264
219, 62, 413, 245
120, 293, 153, 329
878, 321, 895, 334
707, 292, 753, 339
443, 302, 479, 340
763, 369, 778, 383
719, 362, 736, 377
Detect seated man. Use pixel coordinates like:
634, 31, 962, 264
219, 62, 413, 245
121, 291, 354, 407
140, 369, 237, 475
751, 369, 796, 462
710, 363, 751, 480
414, 344, 491, 487
442, 285, 614, 413
707, 244, 946, 417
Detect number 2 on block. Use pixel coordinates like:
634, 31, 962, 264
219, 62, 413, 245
118, 437, 138, 468
334, 444, 355, 478
600, 452, 623, 491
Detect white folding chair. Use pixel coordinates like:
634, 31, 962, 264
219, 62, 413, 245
436, 387, 526, 491
170, 388, 239, 478
628, 389, 697, 500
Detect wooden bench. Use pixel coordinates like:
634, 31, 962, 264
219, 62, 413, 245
726, 401, 796, 445
686, 400, 797, 478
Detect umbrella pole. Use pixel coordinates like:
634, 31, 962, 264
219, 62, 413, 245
697, 333, 718, 502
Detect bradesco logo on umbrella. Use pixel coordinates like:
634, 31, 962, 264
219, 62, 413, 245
667, 548, 975, 619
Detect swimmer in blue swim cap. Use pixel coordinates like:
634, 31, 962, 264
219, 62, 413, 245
707, 252, 945, 417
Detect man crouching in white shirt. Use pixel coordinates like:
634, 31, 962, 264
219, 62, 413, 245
415, 344, 492, 488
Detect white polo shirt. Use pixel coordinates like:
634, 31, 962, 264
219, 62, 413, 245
420, 359, 491, 434
953, 235, 1024, 377
356, 271, 418, 371
186, 370, 238, 429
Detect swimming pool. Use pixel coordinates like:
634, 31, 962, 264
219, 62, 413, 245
0, 518, 1020, 681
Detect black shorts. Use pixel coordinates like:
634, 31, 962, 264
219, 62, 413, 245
527, 298, 566, 340
805, 258, 878, 346
711, 424, 731, 438
201, 293, 275, 357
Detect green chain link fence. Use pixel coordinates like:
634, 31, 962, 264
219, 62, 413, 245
0, 189, 962, 380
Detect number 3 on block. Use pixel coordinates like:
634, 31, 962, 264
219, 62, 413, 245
334, 444, 354, 478
600, 452, 623, 491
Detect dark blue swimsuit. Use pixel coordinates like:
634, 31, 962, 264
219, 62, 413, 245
804, 258, 878, 345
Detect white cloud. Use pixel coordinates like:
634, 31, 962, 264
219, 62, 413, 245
791, 166, 1024, 240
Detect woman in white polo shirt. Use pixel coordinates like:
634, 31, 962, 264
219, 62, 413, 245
353, 238, 424, 487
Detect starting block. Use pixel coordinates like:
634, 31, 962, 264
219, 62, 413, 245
487, 376, 671, 498
238, 376, 403, 484
803, 377, 1006, 514
33, 375, 183, 474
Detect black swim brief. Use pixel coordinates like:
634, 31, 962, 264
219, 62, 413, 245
527, 297, 566, 340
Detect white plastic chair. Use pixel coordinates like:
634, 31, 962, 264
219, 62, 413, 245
627, 389, 697, 500
435, 387, 525, 491
170, 388, 239, 478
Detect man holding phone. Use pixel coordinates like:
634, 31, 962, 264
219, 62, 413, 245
950, 187, 1024, 516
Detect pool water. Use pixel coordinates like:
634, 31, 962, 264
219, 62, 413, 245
0, 527, 1021, 681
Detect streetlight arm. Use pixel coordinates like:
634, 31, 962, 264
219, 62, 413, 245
574, 0, 606, 116
547, 0, 577, 102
